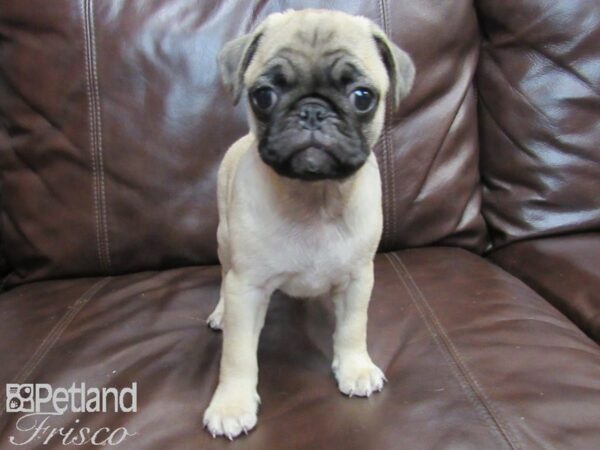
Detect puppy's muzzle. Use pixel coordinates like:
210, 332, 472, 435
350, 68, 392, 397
259, 97, 368, 181
288, 146, 337, 179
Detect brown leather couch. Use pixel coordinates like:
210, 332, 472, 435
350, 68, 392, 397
1, 1, 599, 449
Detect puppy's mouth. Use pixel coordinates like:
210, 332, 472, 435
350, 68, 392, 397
259, 134, 368, 181
286, 145, 339, 181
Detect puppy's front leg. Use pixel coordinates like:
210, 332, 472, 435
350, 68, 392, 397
203, 271, 270, 439
332, 262, 386, 397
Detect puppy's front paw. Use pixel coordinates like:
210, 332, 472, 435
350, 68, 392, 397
203, 386, 260, 440
333, 355, 386, 397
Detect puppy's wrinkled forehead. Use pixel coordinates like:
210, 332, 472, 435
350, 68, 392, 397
244, 11, 389, 91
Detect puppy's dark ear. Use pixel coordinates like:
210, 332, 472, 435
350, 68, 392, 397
371, 26, 415, 110
218, 31, 263, 105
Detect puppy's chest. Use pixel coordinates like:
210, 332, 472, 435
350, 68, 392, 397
266, 220, 361, 297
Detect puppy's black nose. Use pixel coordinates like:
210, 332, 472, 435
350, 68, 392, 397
298, 102, 328, 130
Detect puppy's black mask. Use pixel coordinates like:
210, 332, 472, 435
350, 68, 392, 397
249, 51, 379, 181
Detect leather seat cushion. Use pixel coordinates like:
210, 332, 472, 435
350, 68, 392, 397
490, 233, 600, 342
1, 248, 599, 449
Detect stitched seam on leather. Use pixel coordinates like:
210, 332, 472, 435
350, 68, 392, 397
0, 277, 111, 419
384, 254, 504, 446
393, 253, 523, 449
81, 0, 105, 271
377, 0, 393, 249
88, 0, 112, 271
382, 0, 397, 250
385, 253, 521, 450
82, 0, 112, 273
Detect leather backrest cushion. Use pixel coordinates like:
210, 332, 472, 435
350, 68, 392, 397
0, 0, 487, 286
477, 0, 600, 248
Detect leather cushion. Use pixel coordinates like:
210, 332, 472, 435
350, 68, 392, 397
0, 0, 487, 286
2, 248, 599, 449
490, 233, 600, 342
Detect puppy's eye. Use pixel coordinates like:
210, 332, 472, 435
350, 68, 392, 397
350, 88, 376, 112
251, 87, 278, 111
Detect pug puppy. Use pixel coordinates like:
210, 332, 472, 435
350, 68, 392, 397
204, 9, 414, 440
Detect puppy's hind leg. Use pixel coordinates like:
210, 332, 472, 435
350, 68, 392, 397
207, 275, 226, 331
207, 266, 228, 330
204, 271, 270, 439
331, 262, 386, 397
207, 222, 230, 330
